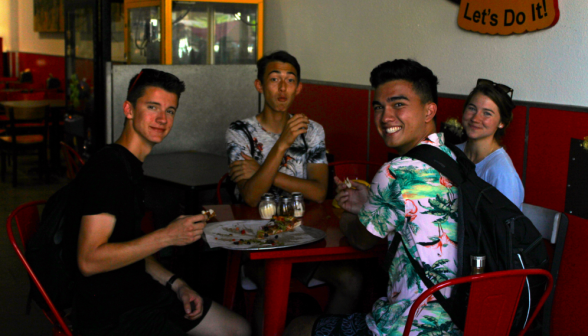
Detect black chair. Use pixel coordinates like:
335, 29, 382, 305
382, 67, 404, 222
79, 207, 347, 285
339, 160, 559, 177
0, 104, 49, 187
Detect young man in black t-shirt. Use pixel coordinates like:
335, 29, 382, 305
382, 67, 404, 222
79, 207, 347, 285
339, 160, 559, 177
67, 69, 250, 336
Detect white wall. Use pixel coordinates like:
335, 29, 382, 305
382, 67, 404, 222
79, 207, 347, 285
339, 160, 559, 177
0, 0, 64, 55
264, 0, 588, 107
0, 0, 16, 51
17, 0, 64, 56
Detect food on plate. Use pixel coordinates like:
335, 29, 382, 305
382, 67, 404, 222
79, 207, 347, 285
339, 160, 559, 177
256, 215, 302, 238
202, 209, 216, 221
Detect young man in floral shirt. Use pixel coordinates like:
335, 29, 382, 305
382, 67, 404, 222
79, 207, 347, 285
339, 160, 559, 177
285, 59, 461, 336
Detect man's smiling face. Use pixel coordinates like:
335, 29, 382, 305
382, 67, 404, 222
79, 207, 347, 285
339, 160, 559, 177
372, 79, 436, 155
124, 86, 178, 146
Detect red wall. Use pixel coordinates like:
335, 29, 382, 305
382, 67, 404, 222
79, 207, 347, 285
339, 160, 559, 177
16, 52, 66, 90
296, 81, 588, 335
290, 83, 372, 163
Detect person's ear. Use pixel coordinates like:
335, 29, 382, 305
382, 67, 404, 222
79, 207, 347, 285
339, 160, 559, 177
254, 79, 263, 94
123, 101, 134, 120
424, 102, 437, 123
295, 82, 303, 96
498, 123, 504, 129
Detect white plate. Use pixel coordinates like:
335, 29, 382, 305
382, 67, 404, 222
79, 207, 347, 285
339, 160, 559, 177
204, 220, 326, 251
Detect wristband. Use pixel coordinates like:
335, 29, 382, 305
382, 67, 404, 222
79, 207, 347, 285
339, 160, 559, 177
166, 274, 179, 290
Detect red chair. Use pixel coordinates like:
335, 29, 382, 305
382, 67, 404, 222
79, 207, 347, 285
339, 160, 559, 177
7, 200, 74, 336
403, 269, 553, 336
216, 172, 230, 204
60, 141, 85, 179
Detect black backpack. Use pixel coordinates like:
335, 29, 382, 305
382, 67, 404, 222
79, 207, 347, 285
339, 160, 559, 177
25, 145, 137, 312
385, 142, 549, 334
25, 182, 76, 312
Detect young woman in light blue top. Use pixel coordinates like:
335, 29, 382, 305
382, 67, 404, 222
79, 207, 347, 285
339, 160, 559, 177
457, 79, 524, 209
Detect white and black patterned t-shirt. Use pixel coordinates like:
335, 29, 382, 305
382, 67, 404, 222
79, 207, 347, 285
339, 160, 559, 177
225, 115, 328, 199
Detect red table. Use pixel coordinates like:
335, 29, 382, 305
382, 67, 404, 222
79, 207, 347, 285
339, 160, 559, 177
204, 202, 386, 336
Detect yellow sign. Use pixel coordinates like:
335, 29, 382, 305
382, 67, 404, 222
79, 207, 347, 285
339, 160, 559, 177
458, 0, 560, 35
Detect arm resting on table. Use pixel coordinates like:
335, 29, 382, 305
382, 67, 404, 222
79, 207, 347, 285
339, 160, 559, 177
339, 212, 382, 251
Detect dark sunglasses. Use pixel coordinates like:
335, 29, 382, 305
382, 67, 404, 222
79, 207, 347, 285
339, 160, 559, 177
128, 69, 163, 94
477, 78, 514, 98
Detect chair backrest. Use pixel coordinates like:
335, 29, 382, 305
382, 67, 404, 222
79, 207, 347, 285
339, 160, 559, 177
522, 203, 568, 336
4, 105, 49, 140
6, 201, 73, 336
403, 269, 553, 336
60, 141, 85, 179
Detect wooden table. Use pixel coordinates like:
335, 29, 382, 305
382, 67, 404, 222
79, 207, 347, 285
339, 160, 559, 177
204, 202, 386, 336
0, 99, 66, 109
143, 151, 228, 213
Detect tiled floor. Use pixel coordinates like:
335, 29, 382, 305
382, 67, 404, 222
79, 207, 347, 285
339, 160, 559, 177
1, 155, 69, 335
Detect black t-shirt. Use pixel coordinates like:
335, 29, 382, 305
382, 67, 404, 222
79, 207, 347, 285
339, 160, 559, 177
65, 144, 163, 328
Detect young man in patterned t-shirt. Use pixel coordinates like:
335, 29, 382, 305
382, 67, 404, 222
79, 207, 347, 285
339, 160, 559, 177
285, 60, 461, 336
225, 51, 363, 336
225, 50, 328, 205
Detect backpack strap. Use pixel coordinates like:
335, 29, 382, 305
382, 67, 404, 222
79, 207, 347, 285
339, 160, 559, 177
404, 143, 464, 186
399, 235, 466, 330
382, 233, 401, 272
110, 145, 143, 217
242, 126, 256, 157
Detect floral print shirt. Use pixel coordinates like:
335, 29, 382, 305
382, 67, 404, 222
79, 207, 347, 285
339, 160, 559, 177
358, 133, 462, 336
225, 115, 328, 199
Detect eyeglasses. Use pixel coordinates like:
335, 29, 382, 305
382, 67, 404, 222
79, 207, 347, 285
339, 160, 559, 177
477, 78, 514, 98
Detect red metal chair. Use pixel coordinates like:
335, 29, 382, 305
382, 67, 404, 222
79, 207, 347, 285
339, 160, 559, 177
7, 200, 74, 336
403, 269, 553, 336
216, 172, 230, 204
60, 141, 85, 179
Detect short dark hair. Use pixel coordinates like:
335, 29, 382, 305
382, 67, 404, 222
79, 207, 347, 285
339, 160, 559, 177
369, 59, 439, 105
126, 69, 186, 106
463, 82, 515, 141
256, 51, 301, 83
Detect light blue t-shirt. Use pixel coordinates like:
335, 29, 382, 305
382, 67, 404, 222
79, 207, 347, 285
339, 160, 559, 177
457, 142, 524, 210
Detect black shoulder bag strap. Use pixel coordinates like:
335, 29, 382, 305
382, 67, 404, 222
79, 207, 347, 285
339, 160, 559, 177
382, 144, 464, 271
243, 128, 256, 157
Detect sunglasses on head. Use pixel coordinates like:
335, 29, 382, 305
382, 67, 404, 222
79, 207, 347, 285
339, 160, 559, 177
477, 78, 514, 98
128, 69, 163, 94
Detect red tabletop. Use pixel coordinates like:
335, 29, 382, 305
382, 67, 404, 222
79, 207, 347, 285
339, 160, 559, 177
204, 202, 386, 336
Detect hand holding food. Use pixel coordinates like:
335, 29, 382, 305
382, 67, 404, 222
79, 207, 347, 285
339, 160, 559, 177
201, 209, 216, 221
333, 177, 370, 214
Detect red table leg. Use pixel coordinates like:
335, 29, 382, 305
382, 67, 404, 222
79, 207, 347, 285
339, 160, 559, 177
223, 250, 242, 309
263, 258, 293, 336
